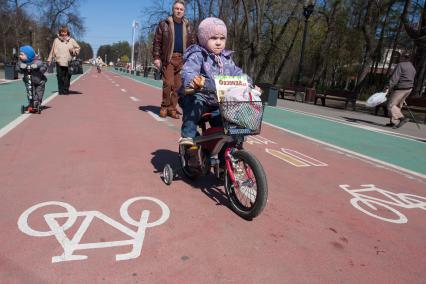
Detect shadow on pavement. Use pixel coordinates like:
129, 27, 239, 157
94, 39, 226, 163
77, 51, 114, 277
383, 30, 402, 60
341, 116, 388, 127
40, 105, 52, 111
151, 149, 179, 174
50, 90, 83, 95
139, 105, 161, 115
150, 149, 230, 210
67, 90, 83, 95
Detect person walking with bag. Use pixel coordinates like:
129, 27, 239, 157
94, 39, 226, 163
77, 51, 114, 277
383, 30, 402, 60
152, 0, 195, 119
47, 26, 80, 95
385, 52, 416, 129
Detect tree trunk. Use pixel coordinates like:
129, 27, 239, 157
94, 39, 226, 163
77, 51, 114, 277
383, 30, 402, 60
372, 1, 393, 80
241, 0, 267, 77
255, 0, 301, 82
311, 0, 342, 88
385, 0, 410, 77
355, 0, 379, 92
230, 0, 240, 52
402, 0, 426, 97
272, 20, 301, 85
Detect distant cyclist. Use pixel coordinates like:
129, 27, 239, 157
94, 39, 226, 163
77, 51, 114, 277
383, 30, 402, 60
95, 56, 103, 73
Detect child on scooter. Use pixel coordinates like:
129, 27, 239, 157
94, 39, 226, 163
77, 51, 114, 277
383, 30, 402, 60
179, 17, 258, 145
17, 45, 47, 113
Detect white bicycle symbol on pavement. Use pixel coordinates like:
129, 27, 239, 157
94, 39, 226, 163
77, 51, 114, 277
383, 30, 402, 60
17, 196, 170, 263
340, 184, 426, 224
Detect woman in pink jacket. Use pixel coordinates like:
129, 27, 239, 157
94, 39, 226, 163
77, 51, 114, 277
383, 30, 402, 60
47, 26, 80, 95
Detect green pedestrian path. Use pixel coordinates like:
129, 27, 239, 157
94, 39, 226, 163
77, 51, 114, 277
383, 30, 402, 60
0, 66, 89, 129
263, 107, 426, 175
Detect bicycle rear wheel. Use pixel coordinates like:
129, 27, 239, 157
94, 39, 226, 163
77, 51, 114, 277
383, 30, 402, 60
225, 150, 268, 220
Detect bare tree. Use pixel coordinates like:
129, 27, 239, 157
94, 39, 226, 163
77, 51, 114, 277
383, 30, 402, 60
402, 0, 426, 97
40, 0, 84, 39
36, 0, 84, 59
255, 0, 301, 82
311, 0, 342, 88
0, 1, 14, 61
273, 20, 301, 84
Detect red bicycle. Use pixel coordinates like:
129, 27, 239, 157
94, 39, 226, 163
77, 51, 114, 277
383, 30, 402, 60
162, 99, 268, 220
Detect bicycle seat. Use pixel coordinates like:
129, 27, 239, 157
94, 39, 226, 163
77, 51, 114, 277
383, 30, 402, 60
200, 113, 212, 123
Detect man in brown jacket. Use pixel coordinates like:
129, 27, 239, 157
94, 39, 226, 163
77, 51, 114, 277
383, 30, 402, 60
152, 0, 195, 119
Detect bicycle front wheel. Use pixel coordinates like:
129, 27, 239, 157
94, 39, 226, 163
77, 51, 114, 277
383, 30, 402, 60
225, 150, 268, 220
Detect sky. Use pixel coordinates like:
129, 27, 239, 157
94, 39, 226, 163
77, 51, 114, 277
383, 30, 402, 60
79, 0, 163, 57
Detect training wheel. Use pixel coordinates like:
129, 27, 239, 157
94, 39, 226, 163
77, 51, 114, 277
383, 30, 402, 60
162, 164, 173, 185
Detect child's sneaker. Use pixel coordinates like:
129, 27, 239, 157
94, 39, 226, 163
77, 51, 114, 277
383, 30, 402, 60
178, 137, 194, 146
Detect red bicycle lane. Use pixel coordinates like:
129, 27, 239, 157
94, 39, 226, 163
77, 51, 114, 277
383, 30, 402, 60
0, 68, 425, 283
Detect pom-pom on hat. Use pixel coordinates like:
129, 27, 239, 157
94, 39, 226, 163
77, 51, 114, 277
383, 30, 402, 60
19, 45, 36, 63
197, 17, 227, 48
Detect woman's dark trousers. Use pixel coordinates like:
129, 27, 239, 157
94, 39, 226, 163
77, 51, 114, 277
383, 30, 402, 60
56, 63, 71, 94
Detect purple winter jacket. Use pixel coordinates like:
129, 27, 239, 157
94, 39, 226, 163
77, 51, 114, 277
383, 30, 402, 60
181, 44, 252, 105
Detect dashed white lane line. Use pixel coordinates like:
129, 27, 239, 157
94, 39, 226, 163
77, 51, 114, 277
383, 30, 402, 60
147, 111, 167, 122
129, 96, 139, 102
115, 84, 120, 87
121, 89, 127, 93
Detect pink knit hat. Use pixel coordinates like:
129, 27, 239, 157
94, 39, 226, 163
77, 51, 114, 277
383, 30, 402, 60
197, 17, 227, 48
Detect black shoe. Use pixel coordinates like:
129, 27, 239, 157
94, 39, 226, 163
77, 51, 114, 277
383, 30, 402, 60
385, 122, 395, 127
392, 118, 409, 129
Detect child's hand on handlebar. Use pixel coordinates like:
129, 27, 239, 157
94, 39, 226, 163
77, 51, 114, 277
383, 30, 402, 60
189, 75, 205, 89
250, 85, 263, 97
254, 85, 262, 94
383, 88, 389, 96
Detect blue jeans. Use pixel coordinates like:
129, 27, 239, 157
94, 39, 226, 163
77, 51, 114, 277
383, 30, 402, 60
180, 94, 222, 138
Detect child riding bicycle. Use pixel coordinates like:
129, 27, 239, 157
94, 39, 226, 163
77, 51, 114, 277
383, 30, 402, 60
17, 45, 47, 113
179, 17, 260, 146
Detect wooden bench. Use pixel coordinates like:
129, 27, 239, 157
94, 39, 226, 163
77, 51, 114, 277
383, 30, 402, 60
405, 97, 426, 123
315, 89, 358, 110
279, 86, 306, 102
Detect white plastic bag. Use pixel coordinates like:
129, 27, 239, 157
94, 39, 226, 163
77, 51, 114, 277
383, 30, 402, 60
223, 86, 250, 102
366, 92, 387, 107
222, 90, 263, 131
